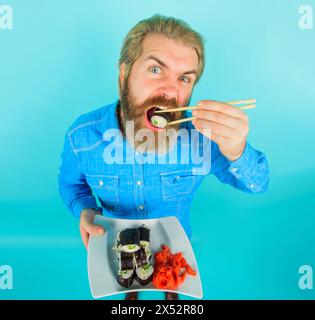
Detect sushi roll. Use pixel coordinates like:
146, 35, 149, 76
114, 225, 154, 288
139, 225, 152, 262
134, 247, 148, 268
143, 243, 152, 262
117, 228, 140, 253
150, 115, 168, 128
139, 225, 150, 243
135, 263, 154, 285
119, 251, 134, 271
117, 269, 134, 288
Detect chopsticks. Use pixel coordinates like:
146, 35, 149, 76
154, 99, 256, 126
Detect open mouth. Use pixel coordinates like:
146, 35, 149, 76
145, 106, 171, 130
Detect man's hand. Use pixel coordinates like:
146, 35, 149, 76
192, 100, 249, 161
79, 208, 105, 250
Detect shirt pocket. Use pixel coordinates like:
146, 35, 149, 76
85, 174, 119, 203
160, 170, 196, 201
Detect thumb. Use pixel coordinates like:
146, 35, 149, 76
85, 221, 105, 236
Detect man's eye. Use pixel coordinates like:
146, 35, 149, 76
150, 66, 161, 74
180, 76, 190, 83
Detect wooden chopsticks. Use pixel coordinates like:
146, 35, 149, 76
155, 99, 256, 114
153, 99, 256, 126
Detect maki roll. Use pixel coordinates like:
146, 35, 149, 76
114, 225, 154, 288
135, 263, 154, 285
117, 228, 140, 253
139, 225, 150, 244
150, 115, 168, 129
142, 243, 152, 262
119, 251, 134, 271
134, 247, 148, 268
117, 269, 134, 288
139, 226, 152, 262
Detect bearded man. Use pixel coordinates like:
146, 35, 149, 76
58, 14, 269, 300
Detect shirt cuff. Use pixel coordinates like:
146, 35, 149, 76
72, 196, 101, 218
227, 141, 258, 180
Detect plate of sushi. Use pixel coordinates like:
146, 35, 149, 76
88, 215, 203, 299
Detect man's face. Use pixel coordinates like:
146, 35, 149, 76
119, 33, 199, 153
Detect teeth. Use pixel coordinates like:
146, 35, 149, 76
157, 105, 168, 110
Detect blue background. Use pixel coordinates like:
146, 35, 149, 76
1, 0, 314, 299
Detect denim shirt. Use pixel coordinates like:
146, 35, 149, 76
58, 99, 269, 240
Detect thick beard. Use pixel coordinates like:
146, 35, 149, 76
118, 77, 189, 155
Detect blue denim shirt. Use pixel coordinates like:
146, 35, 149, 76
58, 99, 269, 240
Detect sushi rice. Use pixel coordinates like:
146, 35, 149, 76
118, 243, 140, 253
136, 264, 154, 279
118, 269, 133, 279
150, 115, 168, 128
140, 240, 152, 262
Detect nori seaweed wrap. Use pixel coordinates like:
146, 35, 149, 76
117, 269, 134, 288
118, 228, 140, 252
119, 251, 134, 271
135, 264, 154, 285
134, 247, 147, 268
139, 226, 151, 261
139, 226, 150, 243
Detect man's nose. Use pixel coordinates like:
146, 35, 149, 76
158, 77, 179, 101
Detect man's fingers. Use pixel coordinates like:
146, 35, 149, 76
80, 227, 89, 250
193, 118, 235, 139
192, 109, 241, 129
80, 212, 105, 236
94, 223, 105, 235
197, 100, 247, 119
84, 222, 105, 236
79, 209, 105, 250
80, 223, 105, 250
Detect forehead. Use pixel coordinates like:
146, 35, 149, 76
139, 33, 199, 68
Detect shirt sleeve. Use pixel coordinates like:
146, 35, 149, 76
210, 140, 269, 193
58, 129, 101, 218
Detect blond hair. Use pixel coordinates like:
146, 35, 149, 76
118, 14, 206, 94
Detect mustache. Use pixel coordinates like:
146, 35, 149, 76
143, 96, 182, 125
142, 96, 177, 111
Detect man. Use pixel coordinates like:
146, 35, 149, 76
58, 14, 269, 300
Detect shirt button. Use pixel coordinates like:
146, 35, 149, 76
250, 184, 255, 189
99, 180, 104, 186
231, 168, 238, 173
136, 180, 142, 186
139, 205, 144, 210
176, 176, 180, 180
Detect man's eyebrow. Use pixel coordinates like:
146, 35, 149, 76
144, 55, 197, 76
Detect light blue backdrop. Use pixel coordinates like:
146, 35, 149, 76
1, 0, 314, 299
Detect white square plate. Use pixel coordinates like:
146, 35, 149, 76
88, 215, 203, 299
